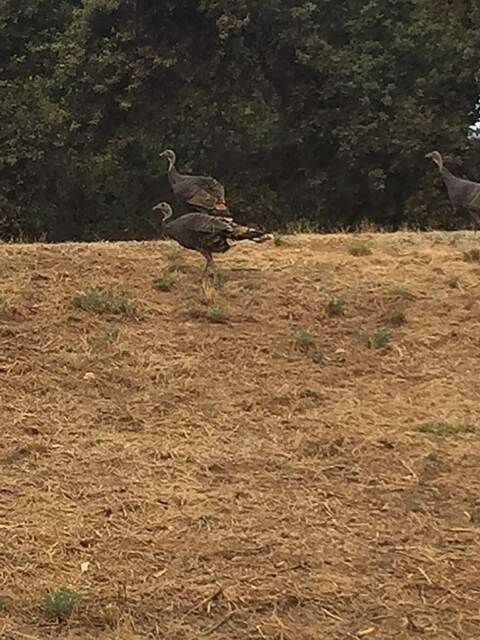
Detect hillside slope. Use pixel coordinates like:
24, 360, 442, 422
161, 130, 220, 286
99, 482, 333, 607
1, 232, 480, 639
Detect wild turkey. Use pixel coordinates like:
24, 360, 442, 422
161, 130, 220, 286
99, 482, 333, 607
152, 202, 270, 277
425, 151, 480, 230
159, 149, 231, 216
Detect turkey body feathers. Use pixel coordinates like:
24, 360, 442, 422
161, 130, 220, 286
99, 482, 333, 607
163, 212, 267, 254
164, 212, 232, 253
168, 168, 229, 214
441, 169, 480, 211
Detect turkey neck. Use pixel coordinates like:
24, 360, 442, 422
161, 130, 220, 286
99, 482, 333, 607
167, 163, 181, 188
162, 218, 174, 236
439, 165, 456, 186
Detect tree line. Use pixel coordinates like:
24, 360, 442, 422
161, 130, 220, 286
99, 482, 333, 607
1, 0, 480, 241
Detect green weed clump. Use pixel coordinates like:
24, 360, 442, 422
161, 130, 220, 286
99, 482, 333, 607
154, 271, 177, 291
42, 587, 78, 620
365, 328, 390, 349
73, 289, 141, 318
294, 331, 322, 362
295, 331, 316, 353
326, 297, 344, 317
206, 305, 228, 324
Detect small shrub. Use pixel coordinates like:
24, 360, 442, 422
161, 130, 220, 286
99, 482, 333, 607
365, 328, 390, 349
349, 241, 372, 257
42, 587, 78, 620
295, 331, 316, 353
383, 305, 407, 327
73, 290, 140, 318
326, 297, 344, 317
447, 275, 460, 289
295, 331, 322, 362
0, 596, 5, 611
206, 305, 228, 323
416, 421, 476, 437
154, 271, 177, 291
463, 248, 480, 262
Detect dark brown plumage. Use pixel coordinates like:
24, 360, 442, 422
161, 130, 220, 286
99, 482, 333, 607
152, 202, 269, 277
160, 149, 231, 217
426, 151, 480, 230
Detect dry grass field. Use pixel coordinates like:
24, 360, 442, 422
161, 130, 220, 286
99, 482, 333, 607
1, 231, 480, 640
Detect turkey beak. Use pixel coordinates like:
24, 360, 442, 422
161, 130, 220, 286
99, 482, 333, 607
424, 153, 432, 159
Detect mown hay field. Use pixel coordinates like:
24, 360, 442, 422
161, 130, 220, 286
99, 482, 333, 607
1, 232, 480, 640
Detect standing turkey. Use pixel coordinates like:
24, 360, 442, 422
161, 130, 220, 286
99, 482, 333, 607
159, 149, 231, 217
152, 202, 270, 278
425, 151, 480, 230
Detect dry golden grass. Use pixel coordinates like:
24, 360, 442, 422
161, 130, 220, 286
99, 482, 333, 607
1, 231, 480, 639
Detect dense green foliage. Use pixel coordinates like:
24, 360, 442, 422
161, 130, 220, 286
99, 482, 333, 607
1, 0, 480, 240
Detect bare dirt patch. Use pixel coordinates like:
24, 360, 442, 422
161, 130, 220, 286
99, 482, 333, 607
1, 231, 480, 639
